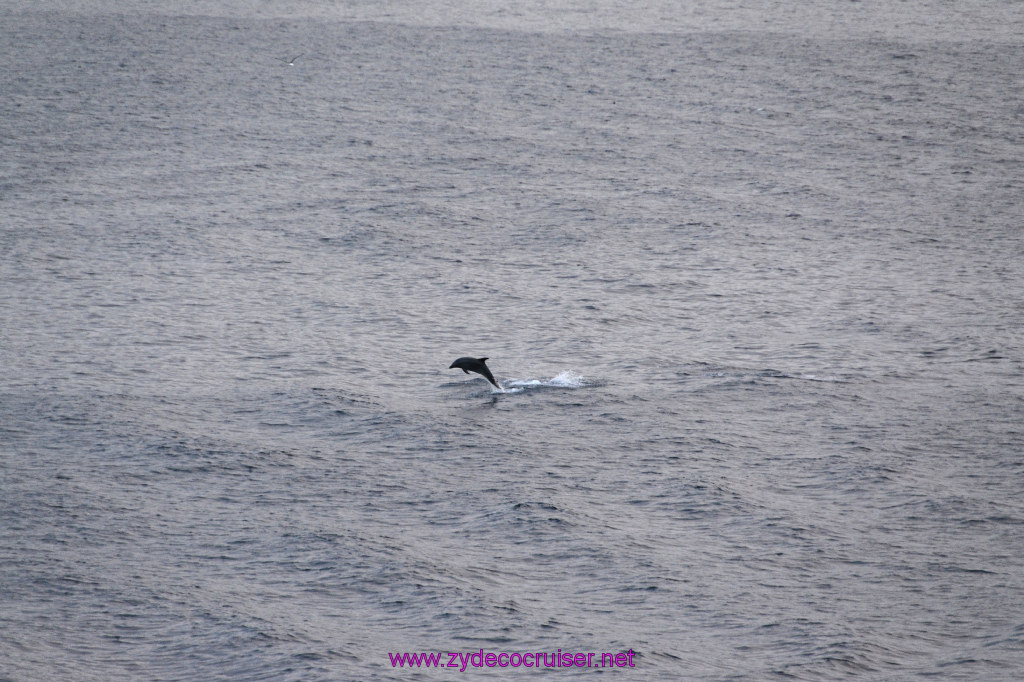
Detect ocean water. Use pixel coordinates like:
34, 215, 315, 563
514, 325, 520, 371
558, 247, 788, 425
2, 1, 1023, 679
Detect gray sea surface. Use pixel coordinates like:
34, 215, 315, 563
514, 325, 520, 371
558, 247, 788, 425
2, 1, 1023, 679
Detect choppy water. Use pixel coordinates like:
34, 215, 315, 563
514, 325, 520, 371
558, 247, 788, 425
2, 1, 1023, 679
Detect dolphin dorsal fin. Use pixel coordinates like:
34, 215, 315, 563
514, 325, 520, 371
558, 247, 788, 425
478, 357, 488, 364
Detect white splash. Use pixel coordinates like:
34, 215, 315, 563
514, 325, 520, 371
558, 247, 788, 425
502, 370, 587, 391
796, 374, 844, 383
548, 370, 587, 387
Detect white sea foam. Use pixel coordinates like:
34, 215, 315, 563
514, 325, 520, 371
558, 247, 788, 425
503, 370, 586, 391
797, 374, 842, 382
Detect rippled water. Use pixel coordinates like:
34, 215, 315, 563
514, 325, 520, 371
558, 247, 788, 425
2, 1, 1023, 679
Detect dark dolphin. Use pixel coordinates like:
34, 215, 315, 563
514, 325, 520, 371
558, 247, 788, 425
449, 357, 501, 389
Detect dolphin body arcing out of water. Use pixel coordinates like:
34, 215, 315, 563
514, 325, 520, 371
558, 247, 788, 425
449, 357, 501, 389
